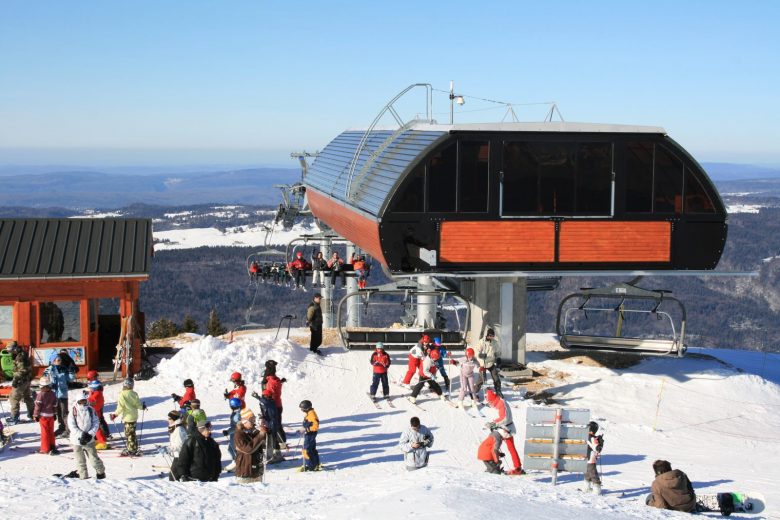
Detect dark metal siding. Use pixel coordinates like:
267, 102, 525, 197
0, 218, 152, 279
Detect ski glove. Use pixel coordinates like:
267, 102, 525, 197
142, 401, 148, 411
251, 391, 261, 400
33, 416, 40, 422
223, 389, 229, 398
171, 393, 181, 402
222, 429, 229, 437
280, 378, 287, 383
79, 432, 92, 445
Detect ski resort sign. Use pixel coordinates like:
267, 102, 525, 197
523, 406, 590, 485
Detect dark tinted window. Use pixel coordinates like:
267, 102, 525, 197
502, 142, 538, 214
684, 166, 716, 213
625, 141, 654, 213
459, 141, 489, 212
654, 145, 683, 213
394, 162, 425, 212
427, 143, 457, 212
537, 143, 575, 213
576, 143, 612, 213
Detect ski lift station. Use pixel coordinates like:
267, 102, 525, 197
292, 83, 729, 363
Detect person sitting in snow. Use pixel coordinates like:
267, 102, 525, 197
401, 334, 428, 387
399, 416, 433, 471
298, 400, 321, 472
450, 347, 481, 407
369, 342, 391, 402
407, 349, 444, 404
585, 421, 604, 495
167, 410, 188, 481
222, 397, 243, 472
110, 378, 146, 457
171, 378, 196, 413
176, 420, 222, 482
477, 430, 505, 474
646, 459, 697, 512
484, 389, 523, 475
224, 372, 246, 408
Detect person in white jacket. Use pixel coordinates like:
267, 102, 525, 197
167, 410, 189, 481
67, 395, 105, 479
398, 416, 433, 470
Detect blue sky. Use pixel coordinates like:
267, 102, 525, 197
1, 0, 778, 167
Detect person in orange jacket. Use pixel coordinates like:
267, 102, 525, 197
477, 431, 505, 474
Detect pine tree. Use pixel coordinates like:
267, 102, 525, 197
206, 309, 227, 337
181, 314, 199, 333
147, 318, 181, 340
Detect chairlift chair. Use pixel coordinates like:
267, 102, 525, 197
555, 282, 687, 357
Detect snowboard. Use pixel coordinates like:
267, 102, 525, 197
695, 492, 766, 516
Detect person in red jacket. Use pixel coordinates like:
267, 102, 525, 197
264, 366, 287, 444
369, 342, 391, 401
290, 251, 311, 291
477, 431, 505, 474
401, 334, 428, 387
172, 379, 197, 412
33, 376, 59, 455
87, 380, 109, 449
87, 370, 111, 442
224, 372, 247, 408
484, 389, 524, 475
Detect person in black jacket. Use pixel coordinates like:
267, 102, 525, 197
306, 294, 323, 355
176, 420, 222, 482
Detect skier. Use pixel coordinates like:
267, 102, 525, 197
401, 334, 428, 387
86, 379, 108, 450
311, 251, 328, 289
475, 328, 503, 398
67, 394, 106, 479
110, 378, 146, 456
430, 337, 451, 394
298, 400, 321, 472
224, 372, 247, 408
408, 349, 444, 404
477, 430, 505, 474
183, 398, 207, 435
646, 459, 697, 512
44, 353, 76, 437
264, 366, 287, 445
176, 420, 222, 482
252, 389, 285, 463
222, 397, 243, 472
398, 416, 433, 471
584, 421, 604, 494
171, 378, 196, 413
369, 342, 391, 401
261, 359, 277, 391
6, 342, 35, 424
32, 376, 59, 455
234, 411, 266, 484
484, 389, 524, 475
166, 410, 188, 481
451, 347, 481, 407
306, 293, 323, 355
87, 370, 111, 442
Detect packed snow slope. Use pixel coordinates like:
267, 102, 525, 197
1, 332, 778, 520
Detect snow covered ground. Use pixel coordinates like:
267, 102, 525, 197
1, 332, 778, 519
153, 221, 318, 250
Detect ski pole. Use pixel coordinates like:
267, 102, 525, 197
138, 407, 146, 449
262, 432, 270, 483
111, 416, 128, 452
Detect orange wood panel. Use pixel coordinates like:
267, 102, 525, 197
440, 221, 556, 263
307, 190, 386, 266
0, 278, 146, 299
559, 221, 671, 263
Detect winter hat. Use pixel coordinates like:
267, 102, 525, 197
588, 421, 599, 435
375, 342, 384, 350
240, 408, 256, 423
466, 347, 475, 358
486, 328, 495, 338
485, 389, 498, 403
88, 380, 102, 390
433, 337, 442, 346
313, 293, 322, 299
86, 369, 99, 380
196, 420, 212, 430
38, 376, 51, 387
168, 410, 181, 421
123, 378, 134, 389
296, 251, 303, 258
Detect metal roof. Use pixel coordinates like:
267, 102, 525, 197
412, 121, 667, 134
0, 218, 153, 280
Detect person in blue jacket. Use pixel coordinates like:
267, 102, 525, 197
222, 397, 242, 472
431, 337, 451, 395
43, 353, 76, 437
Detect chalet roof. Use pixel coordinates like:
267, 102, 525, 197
0, 218, 153, 280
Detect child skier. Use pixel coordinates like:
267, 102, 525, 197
87, 370, 111, 442
224, 372, 246, 408
408, 349, 444, 404
585, 421, 604, 494
477, 430, 505, 474
222, 397, 243, 472
369, 342, 391, 401
252, 389, 285, 463
430, 337, 450, 394
171, 378, 196, 413
401, 334, 428, 387
110, 378, 146, 456
33, 376, 59, 455
297, 399, 321, 472
67, 394, 106, 479
264, 366, 286, 444
87, 380, 108, 450
484, 389, 524, 475
451, 347, 481, 407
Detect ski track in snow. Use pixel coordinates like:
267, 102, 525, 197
1, 331, 778, 519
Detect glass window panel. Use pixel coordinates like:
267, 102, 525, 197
576, 143, 612, 213
0, 305, 13, 338
40, 301, 81, 343
625, 141, 654, 213
654, 145, 683, 214
537, 143, 575, 214
459, 141, 489, 212
393, 162, 425, 212
427, 143, 457, 212
684, 166, 716, 213
502, 142, 538, 214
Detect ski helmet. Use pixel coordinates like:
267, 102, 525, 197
485, 389, 498, 402
299, 400, 312, 412
230, 372, 242, 382
183, 378, 194, 388
375, 342, 384, 350
429, 349, 441, 361
421, 335, 431, 344
465, 347, 475, 358
433, 337, 442, 346
296, 251, 303, 258
229, 397, 242, 409
588, 421, 599, 435
123, 378, 134, 389
86, 369, 98, 381
88, 380, 102, 390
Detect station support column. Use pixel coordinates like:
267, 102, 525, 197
467, 277, 527, 365
345, 243, 361, 328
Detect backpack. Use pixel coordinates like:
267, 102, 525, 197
595, 434, 604, 453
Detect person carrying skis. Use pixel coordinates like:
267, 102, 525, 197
110, 378, 146, 456
450, 347, 481, 407
252, 389, 285, 464
224, 372, 246, 408
171, 378, 196, 413
176, 420, 222, 482
401, 334, 428, 387
408, 349, 444, 404
298, 400, 321, 472
306, 294, 323, 355
167, 410, 188, 481
369, 342, 391, 401
86, 379, 108, 450
234, 410, 266, 484
6, 341, 35, 425
398, 416, 433, 471
430, 337, 451, 394
477, 430, 505, 474
484, 389, 523, 475
475, 328, 503, 398
585, 421, 604, 494
67, 394, 106, 479
646, 459, 697, 512
33, 376, 59, 455
44, 353, 76, 438
222, 397, 243, 472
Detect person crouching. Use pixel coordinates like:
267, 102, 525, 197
398, 416, 433, 471
176, 420, 222, 482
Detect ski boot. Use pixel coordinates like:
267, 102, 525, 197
6, 414, 20, 425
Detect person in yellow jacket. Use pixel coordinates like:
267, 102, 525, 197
110, 378, 146, 456
297, 400, 321, 472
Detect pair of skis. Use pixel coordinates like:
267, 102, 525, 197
366, 393, 396, 409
